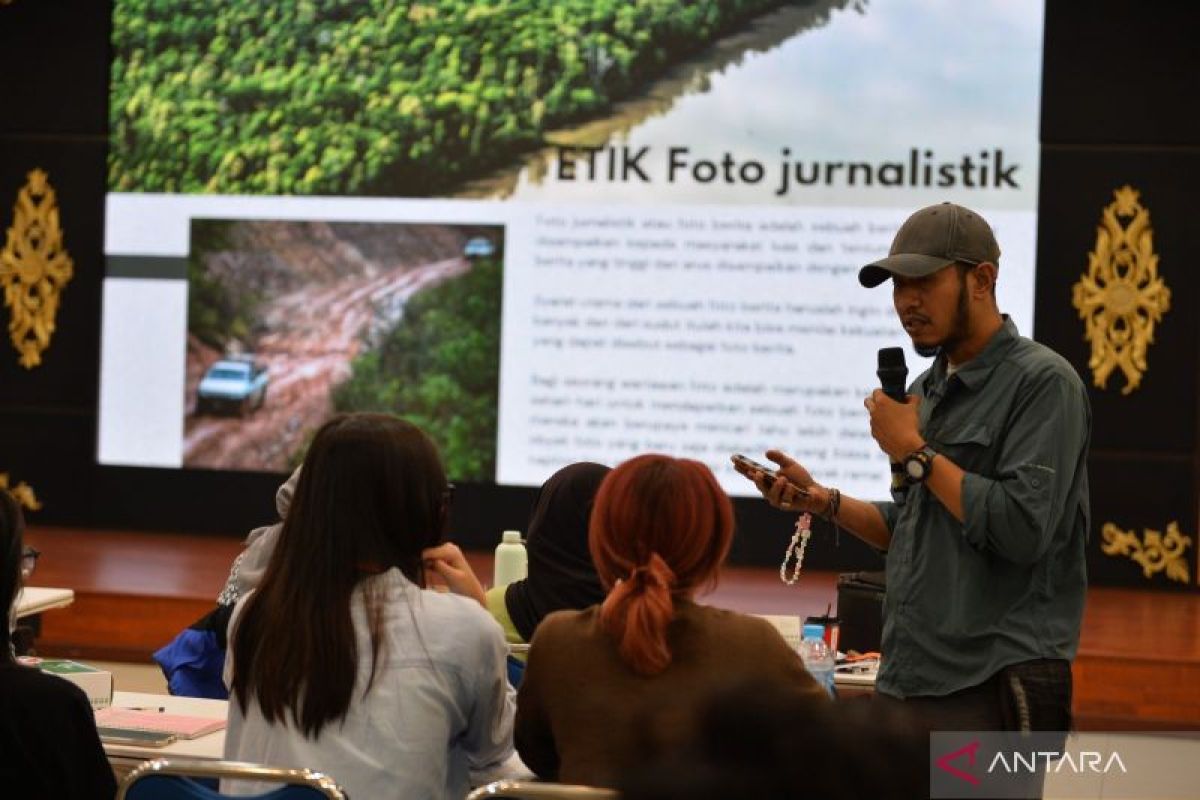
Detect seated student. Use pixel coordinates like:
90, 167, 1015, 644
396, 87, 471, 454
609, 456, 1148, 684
0, 491, 117, 800
423, 461, 611, 646
218, 465, 301, 606
514, 454, 829, 788
223, 413, 514, 799
154, 466, 301, 699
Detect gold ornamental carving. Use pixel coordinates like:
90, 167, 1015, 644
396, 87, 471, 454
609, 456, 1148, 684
0, 472, 42, 512
1100, 521, 1191, 584
0, 169, 75, 368
1071, 185, 1170, 395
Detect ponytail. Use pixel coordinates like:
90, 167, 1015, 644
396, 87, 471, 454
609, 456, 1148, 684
589, 455, 734, 676
598, 553, 676, 675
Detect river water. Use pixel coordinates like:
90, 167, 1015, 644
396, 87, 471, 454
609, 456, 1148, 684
458, 0, 1043, 211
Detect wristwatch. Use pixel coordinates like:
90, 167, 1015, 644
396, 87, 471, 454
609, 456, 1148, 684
902, 445, 937, 484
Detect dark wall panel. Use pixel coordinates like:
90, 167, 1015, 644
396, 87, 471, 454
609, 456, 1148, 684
1042, 1, 1200, 147
0, 414, 97, 526
0, 1, 1198, 590
1038, 1, 1200, 591
1085, 454, 1197, 592
0, 1, 109, 136
0, 139, 106, 410
1034, 149, 1199, 455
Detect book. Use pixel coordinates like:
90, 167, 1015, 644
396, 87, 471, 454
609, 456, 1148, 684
33, 658, 113, 710
94, 706, 226, 739
95, 726, 178, 747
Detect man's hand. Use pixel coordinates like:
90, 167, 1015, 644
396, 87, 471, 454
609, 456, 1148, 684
422, 542, 487, 607
735, 450, 895, 551
865, 389, 924, 461
733, 449, 828, 514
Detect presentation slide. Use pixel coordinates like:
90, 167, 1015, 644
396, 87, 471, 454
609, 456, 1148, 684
99, 0, 1045, 500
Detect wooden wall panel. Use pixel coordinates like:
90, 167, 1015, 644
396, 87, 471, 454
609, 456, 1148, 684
34, 593, 215, 662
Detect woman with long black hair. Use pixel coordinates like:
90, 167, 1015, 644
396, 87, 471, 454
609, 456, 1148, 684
224, 413, 514, 798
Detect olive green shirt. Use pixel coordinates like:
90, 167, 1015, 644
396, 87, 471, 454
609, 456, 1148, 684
874, 317, 1090, 698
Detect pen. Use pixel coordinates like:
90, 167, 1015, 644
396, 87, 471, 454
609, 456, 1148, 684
126, 706, 166, 712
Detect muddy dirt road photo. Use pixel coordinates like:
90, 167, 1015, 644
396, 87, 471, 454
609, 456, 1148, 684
183, 256, 469, 471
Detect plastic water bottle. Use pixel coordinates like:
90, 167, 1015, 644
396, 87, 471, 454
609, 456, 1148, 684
799, 622, 837, 697
493, 530, 528, 588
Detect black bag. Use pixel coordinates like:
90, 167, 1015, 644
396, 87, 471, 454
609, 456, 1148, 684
836, 570, 885, 654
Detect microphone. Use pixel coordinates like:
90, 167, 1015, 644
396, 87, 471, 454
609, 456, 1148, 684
877, 348, 909, 493
877, 347, 908, 402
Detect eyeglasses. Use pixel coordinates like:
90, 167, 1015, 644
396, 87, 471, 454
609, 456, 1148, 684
20, 546, 40, 579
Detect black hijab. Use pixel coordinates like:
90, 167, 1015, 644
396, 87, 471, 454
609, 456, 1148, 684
504, 462, 611, 642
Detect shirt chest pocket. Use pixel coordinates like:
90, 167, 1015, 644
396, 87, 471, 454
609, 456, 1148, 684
932, 421, 996, 474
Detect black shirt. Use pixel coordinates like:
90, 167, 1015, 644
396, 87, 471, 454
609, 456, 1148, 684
0, 662, 117, 799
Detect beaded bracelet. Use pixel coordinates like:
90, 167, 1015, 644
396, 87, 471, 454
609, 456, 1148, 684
825, 487, 843, 545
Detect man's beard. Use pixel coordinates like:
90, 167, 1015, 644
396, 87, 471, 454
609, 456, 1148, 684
918, 272, 971, 359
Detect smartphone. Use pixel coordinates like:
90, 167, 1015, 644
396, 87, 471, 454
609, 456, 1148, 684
731, 454, 778, 480
730, 454, 810, 496
97, 726, 178, 747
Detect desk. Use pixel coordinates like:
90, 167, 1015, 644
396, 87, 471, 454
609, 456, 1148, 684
834, 665, 878, 698
15, 586, 74, 618
757, 613, 878, 695
103, 690, 535, 785
104, 691, 228, 777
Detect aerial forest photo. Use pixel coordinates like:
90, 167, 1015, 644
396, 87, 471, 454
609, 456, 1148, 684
184, 220, 503, 478
109, 0, 813, 197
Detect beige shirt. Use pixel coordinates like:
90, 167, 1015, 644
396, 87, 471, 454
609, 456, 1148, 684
515, 600, 828, 788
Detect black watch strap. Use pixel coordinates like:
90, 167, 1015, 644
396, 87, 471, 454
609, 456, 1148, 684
903, 445, 937, 484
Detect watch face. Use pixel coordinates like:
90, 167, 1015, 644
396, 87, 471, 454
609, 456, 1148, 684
905, 458, 925, 480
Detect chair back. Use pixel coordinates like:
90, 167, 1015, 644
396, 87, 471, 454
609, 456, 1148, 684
117, 758, 347, 800
467, 779, 619, 800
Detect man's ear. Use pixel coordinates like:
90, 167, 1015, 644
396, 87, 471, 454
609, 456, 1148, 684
972, 262, 998, 296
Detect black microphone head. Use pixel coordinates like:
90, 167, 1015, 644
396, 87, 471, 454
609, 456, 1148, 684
877, 347, 906, 371
877, 347, 909, 401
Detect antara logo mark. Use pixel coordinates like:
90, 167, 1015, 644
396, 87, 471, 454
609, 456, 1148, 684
936, 740, 981, 785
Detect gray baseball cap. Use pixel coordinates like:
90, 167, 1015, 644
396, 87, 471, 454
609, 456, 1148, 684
858, 202, 1001, 288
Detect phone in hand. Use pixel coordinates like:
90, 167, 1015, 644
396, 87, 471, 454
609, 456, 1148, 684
730, 454, 809, 495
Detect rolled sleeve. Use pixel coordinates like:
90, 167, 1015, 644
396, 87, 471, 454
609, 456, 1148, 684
959, 374, 1088, 564
872, 500, 899, 553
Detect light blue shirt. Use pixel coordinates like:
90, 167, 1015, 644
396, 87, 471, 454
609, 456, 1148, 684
223, 569, 516, 799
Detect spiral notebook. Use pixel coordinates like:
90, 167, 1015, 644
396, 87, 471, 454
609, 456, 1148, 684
94, 706, 226, 739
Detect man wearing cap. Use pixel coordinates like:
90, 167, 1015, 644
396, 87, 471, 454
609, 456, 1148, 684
741, 202, 1090, 736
